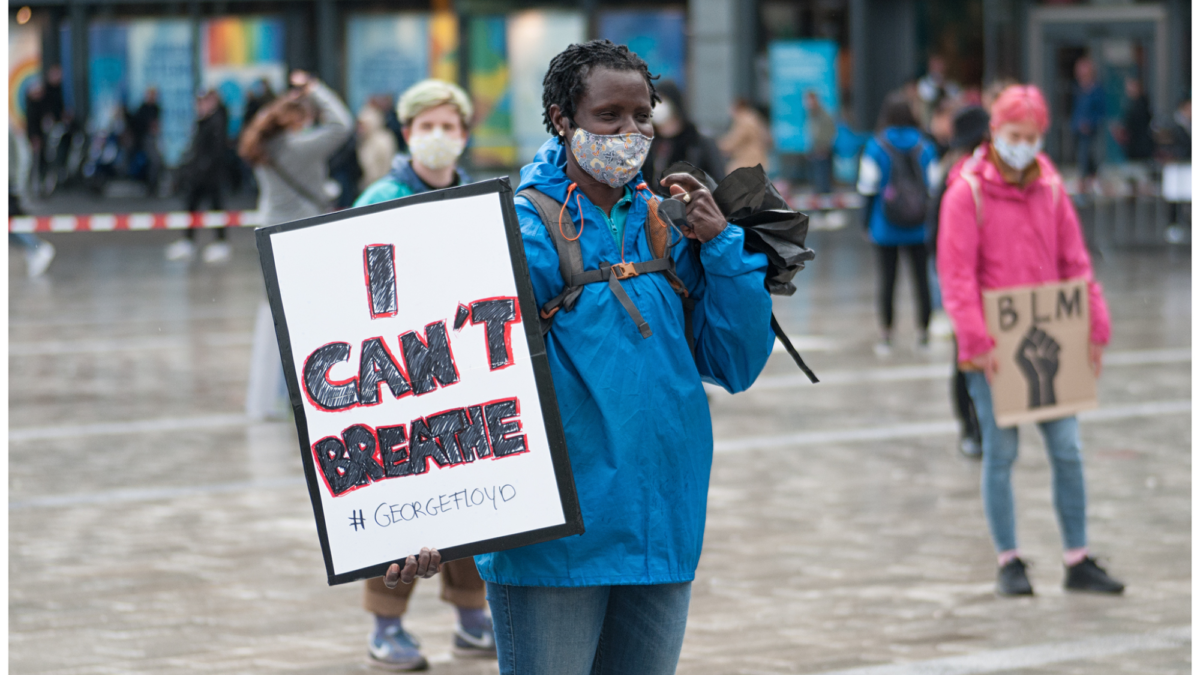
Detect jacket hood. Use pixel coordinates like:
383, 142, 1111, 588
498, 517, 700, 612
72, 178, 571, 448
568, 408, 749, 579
953, 143, 1063, 202
386, 154, 470, 195
517, 137, 647, 202
879, 126, 927, 150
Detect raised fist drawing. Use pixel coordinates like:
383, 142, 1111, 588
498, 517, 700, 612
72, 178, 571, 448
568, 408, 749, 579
1015, 326, 1060, 408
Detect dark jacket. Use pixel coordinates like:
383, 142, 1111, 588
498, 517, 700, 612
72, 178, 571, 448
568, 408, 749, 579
179, 110, 227, 188
643, 122, 725, 194
1121, 95, 1154, 160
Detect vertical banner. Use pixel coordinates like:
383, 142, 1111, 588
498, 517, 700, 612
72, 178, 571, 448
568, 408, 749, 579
256, 179, 583, 584
89, 19, 195, 165
597, 9, 686, 91
507, 11, 585, 162
345, 13, 458, 117
8, 22, 42, 129
983, 279, 1098, 427
769, 40, 838, 154
468, 16, 515, 168
202, 16, 287, 137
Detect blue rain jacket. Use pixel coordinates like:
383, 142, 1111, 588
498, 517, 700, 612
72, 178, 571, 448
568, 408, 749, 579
859, 126, 937, 247
474, 138, 774, 586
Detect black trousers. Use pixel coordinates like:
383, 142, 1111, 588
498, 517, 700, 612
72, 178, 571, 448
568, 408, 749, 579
185, 180, 226, 241
876, 244, 931, 333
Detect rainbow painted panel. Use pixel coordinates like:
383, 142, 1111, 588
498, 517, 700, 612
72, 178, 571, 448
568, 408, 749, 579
204, 16, 284, 67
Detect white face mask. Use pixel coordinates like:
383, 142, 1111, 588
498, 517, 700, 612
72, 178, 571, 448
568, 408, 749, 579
993, 136, 1042, 171
652, 100, 675, 126
409, 128, 465, 171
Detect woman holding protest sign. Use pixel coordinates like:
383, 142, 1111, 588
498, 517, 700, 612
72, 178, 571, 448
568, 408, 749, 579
350, 79, 496, 672
389, 40, 774, 674
937, 84, 1124, 597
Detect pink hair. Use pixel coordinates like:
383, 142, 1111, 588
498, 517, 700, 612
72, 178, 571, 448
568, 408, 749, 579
989, 85, 1050, 133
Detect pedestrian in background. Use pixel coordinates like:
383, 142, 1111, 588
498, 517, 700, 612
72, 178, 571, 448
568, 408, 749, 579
167, 90, 229, 263
351, 78, 491, 672
9, 123, 55, 277
355, 79, 473, 206
805, 90, 837, 195
127, 87, 161, 195
938, 84, 1124, 597
237, 70, 352, 226
1114, 77, 1154, 164
642, 80, 725, 194
719, 97, 772, 175
355, 103, 397, 190
857, 93, 938, 356
927, 105, 990, 458
1155, 95, 1191, 162
1071, 56, 1106, 192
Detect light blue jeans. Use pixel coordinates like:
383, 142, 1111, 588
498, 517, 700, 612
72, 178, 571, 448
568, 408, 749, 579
964, 372, 1088, 553
487, 582, 692, 675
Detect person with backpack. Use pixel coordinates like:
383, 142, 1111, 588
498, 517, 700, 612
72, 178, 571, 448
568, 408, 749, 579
379, 40, 774, 675
937, 84, 1124, 597
350, 79, 495, 672
857, 93, 938, 356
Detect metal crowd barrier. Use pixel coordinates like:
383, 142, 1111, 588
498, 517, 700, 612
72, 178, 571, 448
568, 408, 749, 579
1072, 195, 1191, 248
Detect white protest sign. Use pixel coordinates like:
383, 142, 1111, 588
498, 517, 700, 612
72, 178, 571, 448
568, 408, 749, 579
982, 278, 1098, 427
257, 179, 582, 585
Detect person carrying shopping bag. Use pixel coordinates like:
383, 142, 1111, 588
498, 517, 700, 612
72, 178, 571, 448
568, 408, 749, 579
937, 84, 1124, 597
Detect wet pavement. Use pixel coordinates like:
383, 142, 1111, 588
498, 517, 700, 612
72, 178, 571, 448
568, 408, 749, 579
9, 224, 1191, 674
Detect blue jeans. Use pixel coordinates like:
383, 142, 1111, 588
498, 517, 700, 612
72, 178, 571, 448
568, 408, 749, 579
487, 582, 691, 675
811, 155, 833, 195
964, 372, 1088, 553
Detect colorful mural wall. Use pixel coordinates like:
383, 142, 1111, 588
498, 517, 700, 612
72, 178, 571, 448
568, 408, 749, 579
202, 16, 286, 137
89, 19, 195, 164
597, 9, 686, 91
9, 22, 42, 129
345, 13, 459, 118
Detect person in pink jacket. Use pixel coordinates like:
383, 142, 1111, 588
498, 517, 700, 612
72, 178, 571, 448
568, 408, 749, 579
937, 85, 1124, 597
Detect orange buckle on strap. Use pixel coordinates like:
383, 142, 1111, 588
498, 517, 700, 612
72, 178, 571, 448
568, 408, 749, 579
610, 262, 639, 280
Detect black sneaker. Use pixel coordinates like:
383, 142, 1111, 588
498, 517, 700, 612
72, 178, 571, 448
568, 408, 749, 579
1064, 557, 1125, 594
997, 558, 1034, 596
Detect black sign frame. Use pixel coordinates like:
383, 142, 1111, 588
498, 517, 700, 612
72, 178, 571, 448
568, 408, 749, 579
256, 178, 583, 585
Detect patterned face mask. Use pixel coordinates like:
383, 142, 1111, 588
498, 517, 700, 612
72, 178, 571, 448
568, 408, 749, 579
569, 128, 652, 188
409, 129, 466, 171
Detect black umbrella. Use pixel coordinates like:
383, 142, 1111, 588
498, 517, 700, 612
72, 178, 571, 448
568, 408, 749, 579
659, 162, 819, 383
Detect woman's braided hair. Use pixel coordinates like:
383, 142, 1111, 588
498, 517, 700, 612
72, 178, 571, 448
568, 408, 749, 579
541, 39, 660, 144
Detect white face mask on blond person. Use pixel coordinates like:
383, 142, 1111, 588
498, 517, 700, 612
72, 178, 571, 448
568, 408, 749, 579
409, 128, 465, 171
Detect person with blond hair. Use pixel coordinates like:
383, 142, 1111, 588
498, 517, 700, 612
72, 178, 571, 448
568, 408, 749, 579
938, 84, 1124, 597
354, 79, 473, 207
351, 78, 493, 671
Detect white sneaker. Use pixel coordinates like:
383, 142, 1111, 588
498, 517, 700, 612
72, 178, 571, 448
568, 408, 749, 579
25, 242, 55, 278
202, 241, 232, 264
873, 340, 893, 357
165, 239, 196, 261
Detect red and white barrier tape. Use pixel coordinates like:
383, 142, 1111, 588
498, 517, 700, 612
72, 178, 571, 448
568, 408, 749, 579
9, 210, 262, 233
9, 194, 869, 233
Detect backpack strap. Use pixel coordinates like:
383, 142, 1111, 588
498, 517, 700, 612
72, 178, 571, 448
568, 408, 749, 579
517, 188, 586, 328
958, 150, 986, 226
516, 187, 693, 344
